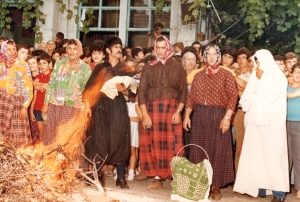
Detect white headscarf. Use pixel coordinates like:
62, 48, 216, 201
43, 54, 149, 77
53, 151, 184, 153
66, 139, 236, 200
239, 49, 287, 125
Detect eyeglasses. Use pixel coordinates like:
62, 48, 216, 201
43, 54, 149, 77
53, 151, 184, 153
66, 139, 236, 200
207, 53, 218, 57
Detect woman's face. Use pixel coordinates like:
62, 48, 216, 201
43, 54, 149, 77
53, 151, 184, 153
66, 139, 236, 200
182, 52, 196, 71
206, 46, 218, 66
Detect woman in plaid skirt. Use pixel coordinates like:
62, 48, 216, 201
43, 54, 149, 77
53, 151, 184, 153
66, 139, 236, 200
183, 44, 238, 201
0, 40, 33, 148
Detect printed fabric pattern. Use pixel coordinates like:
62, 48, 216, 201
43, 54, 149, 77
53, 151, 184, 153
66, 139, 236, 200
44, 58, 92, 108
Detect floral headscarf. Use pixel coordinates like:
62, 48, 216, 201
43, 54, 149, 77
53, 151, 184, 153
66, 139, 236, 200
150, 35, 174, 66
0, 39, 17, 69
203, 44, 221, 76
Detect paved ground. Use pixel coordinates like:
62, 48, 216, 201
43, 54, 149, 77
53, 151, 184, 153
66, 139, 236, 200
82, 176, 299, 202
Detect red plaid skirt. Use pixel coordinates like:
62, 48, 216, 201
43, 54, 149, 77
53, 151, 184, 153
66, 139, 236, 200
0, 92, 31, 148
139, 99, 184, 179
189, 104, 234, 187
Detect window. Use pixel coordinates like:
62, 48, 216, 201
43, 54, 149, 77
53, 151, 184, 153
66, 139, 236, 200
77, 0, 171, 48
127, 0, 170, 48
78, 0, 120, 46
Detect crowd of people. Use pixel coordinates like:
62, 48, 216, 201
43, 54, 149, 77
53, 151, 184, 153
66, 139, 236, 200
0, 24, 299, 202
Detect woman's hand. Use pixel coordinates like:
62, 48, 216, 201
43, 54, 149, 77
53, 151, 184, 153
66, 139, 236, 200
220, 118, 230, 134
20, 107, 28, 120
172, 111, 181, 124
30, 112, 36, 122
183, 117, 191, 131
142, 112, 152, 129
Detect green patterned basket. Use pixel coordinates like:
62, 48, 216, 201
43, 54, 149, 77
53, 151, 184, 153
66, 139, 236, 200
170, 144, 213, 202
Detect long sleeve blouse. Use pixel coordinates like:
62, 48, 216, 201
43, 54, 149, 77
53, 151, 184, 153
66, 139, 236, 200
0, 59, 33, 108
44, 58, 92, 108
186, 68, 238, 111
138, 58, 187, 105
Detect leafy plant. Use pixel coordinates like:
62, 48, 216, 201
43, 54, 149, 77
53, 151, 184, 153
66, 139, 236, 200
0, 0, 95, 43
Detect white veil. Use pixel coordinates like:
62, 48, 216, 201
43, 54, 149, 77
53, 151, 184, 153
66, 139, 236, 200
239, 49, 287, 125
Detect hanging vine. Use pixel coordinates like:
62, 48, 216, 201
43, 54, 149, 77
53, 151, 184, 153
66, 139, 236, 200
0, 0, 201, 43
0, 0, 95, 43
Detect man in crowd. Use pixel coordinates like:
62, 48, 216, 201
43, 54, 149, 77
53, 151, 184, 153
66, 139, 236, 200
147, 22, 163, 48
233, 47, 251, 173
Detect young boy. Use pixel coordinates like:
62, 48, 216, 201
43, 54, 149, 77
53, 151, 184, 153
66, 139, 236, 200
285, 52, 298, 84
131, 47, 144, 62
30, 53, 52, 142
274, 55, 286, 73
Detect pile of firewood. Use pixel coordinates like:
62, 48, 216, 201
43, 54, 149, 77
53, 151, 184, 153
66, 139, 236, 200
0, 112, 105, 201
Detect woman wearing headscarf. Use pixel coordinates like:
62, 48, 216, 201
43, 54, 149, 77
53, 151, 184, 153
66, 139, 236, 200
0, 39, 33, 148
138, 36, 187, 190
42, 39, 92, 145
233, 50, 289, 202
183, 44, 238, 200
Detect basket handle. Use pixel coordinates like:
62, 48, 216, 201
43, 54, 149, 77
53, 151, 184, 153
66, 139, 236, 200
176, 144, 209, 161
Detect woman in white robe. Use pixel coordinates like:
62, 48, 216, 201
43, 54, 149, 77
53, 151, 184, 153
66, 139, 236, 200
233, 49, 289, 201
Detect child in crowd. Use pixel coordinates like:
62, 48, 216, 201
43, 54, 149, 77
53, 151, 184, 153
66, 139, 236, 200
122, 58, 142, 181
27, 56, 39, 78
131, 47, 144, 62
27, 56, 40, 142
127, 93, 142, 180
81, 47, 91, 64
30, 53, 52, 142
284, 52, 298, 84
274, 55, 286, 73
52, 50, 61, 62
59, 47, 67, 59
89, 42, 106, 70
173, 42, 184, 56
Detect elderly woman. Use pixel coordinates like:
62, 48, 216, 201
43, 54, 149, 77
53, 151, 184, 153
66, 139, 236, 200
181, 47, 198, 157
183, 44, 238, 201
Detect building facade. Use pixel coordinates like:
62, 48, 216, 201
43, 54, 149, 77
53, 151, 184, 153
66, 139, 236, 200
8, 0, 205, 48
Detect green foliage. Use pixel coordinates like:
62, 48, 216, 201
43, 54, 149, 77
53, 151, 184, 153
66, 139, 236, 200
0, 1, 10, 36
0, 0, 94, 43
238, 0, 300, 54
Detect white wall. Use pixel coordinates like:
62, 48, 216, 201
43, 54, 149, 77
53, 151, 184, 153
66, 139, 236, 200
38, 0, 78, 46
169, 0, 197, 47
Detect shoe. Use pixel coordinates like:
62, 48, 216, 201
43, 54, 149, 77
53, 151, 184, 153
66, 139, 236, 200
297, 190, 300, 198
116, 179, 129, 189
271, 196, 283, 202
136, 171, 148, 181
147, 179, 163, 190
127, 169, 134, 181
211, 187, 222, 201
105, 170, 114, 177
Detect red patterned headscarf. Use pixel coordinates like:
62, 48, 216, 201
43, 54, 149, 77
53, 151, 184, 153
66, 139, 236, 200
203, 44, 221, 76
0, 39, 17, 69
150, 35, 174, 66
